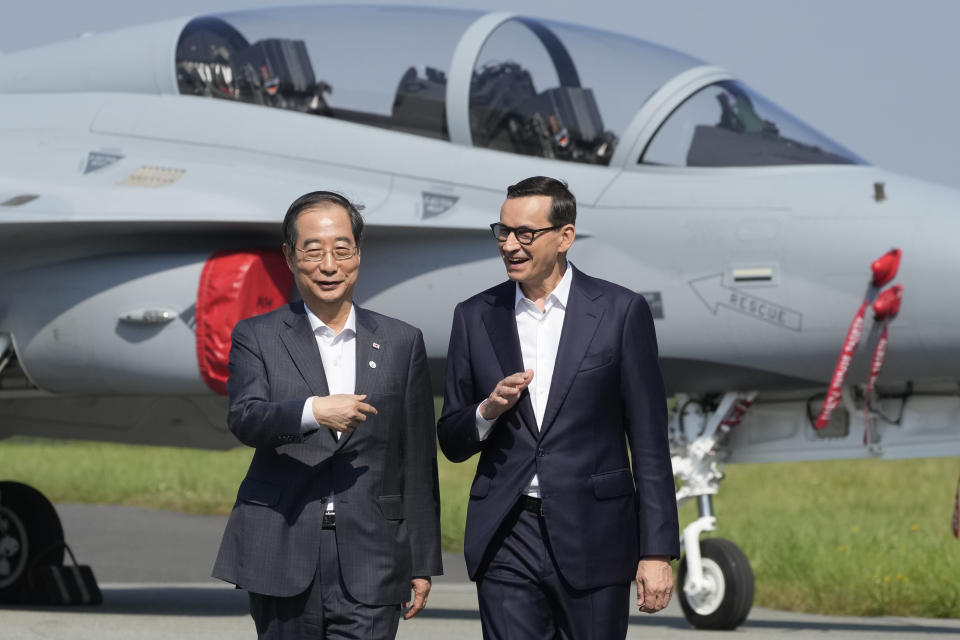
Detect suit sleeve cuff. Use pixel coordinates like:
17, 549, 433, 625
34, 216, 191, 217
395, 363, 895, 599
301, 397, 321, 434
475, 402, 496, 440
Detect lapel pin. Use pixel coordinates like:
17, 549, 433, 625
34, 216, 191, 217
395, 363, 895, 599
369, 360, 377, 369
372, 342, 381, 350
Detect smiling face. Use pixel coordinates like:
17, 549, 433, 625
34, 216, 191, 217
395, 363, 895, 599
284, 204, 360, 318
498, 195, 575, 292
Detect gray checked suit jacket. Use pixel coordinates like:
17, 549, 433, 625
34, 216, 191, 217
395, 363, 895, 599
212, 301, 443, 605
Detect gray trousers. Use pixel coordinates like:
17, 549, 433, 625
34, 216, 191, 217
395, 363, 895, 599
248, 528, 401, 639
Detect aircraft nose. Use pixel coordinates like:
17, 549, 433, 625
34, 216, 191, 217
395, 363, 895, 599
903, 187, 960, 379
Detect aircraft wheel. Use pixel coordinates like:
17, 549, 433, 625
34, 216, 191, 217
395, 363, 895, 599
678, 537, 754, 630
0, 482, 64, 602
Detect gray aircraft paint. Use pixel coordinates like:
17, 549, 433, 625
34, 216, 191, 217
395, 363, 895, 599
0, 6, 957, 463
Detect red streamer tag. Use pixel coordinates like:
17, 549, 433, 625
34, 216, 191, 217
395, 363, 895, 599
816, 301, 868, 429
818, 251, 902, 431
863, 323, 889, 444
867, 325, 889, 391
863, 285, 903, 442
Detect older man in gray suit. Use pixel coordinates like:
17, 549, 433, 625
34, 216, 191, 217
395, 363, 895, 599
213, 191, 442, 639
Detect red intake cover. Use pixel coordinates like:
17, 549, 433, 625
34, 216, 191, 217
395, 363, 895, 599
196, 249, 292, 394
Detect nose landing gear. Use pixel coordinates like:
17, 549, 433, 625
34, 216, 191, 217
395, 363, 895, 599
671, 391, 757, 630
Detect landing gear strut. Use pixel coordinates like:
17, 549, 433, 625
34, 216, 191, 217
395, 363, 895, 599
671, 391, 756, 630
0, 481, 64, 602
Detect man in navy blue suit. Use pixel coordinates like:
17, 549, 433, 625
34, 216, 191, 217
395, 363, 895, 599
437, 176, 679, 639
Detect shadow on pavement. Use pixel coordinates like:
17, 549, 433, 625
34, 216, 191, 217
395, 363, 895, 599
0, 587, 247, 617
3, 586, 958, 636
414, 607, 480, 621
629, 613, 692, 629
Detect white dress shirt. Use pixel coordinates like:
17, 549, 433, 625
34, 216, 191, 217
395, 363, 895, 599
476, 266, 573, 497
299, 304, 357, 512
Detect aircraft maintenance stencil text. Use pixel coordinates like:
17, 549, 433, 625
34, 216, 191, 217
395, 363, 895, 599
727, 291, 801, 330
690, 273, 802, 331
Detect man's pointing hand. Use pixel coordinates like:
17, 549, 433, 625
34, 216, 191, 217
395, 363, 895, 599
312, 394, 377, 433
479, 370, 534, 421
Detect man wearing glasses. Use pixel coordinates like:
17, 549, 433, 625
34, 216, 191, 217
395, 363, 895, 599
214, 191, 442, 639
438, 177, 678, 639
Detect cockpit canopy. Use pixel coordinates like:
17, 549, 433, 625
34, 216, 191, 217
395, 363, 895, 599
176, 6, 863, 167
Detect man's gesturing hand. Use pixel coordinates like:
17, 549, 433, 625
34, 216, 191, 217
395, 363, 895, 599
636, 557, 673, 613
479, 370, 534, 421
312, 394, 377, 433
403, 577, 431, 620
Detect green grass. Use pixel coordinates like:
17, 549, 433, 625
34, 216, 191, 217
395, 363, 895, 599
437, 453, 477, 553
433, 398, 478, 552
0, 437, 252, 515
679, 457, 960, 618
0, 436, 957, 618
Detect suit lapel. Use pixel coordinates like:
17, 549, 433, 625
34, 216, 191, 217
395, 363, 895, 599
481, 282, 538, 439
539, 269, 603, 438
279, 303, 337, 452
336, 306, 379, 451
279, 302, 330, 399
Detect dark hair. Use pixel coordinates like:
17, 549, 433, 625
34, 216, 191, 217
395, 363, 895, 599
506, 176, 576, 226
282, 191, 365, 249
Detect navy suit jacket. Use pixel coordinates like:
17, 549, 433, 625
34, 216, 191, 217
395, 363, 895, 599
437, 266, 679, 589
213, 302, 442, 604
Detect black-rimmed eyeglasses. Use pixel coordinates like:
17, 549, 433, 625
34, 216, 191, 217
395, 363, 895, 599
490, 223, 562, 245
296, 246, 358, 262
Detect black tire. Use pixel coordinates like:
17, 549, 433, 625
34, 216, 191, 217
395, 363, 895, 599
677, 537, 754, 630
0, 482, 64, 602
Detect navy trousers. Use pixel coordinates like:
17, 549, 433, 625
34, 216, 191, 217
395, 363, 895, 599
248, 528, 401, 639
477, 503, 630, 640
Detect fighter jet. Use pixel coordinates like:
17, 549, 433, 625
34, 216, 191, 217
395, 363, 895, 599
0, 5, 957, 628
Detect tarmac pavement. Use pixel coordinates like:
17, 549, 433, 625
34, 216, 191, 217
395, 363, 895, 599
1, 504, 958, 639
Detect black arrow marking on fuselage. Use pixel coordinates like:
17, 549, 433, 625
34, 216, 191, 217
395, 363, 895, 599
689, 273, 802, 332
